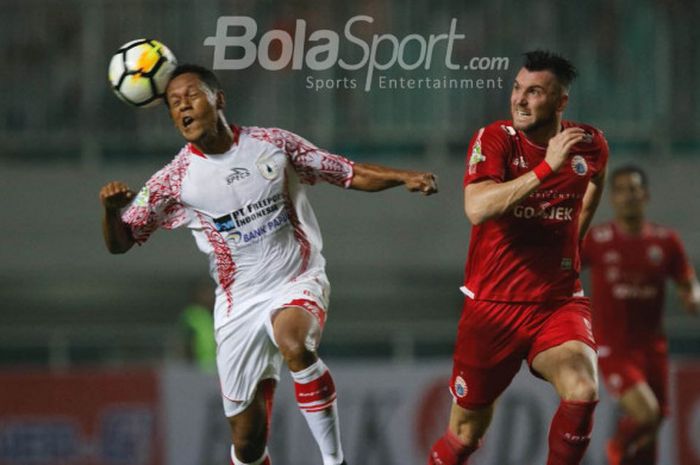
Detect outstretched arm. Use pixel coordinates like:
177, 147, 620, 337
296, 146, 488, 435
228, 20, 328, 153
349, 162, 438, 195
464, 127, 586, 225
99, 181, 136, 254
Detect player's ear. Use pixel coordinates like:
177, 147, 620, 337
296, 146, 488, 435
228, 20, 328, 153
556, 90, 569, 113
216, 90, 225, 110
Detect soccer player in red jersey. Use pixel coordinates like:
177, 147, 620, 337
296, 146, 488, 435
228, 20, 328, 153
581, 165, 700, 465
428, 50, 609, 465
100, 65, 438, 465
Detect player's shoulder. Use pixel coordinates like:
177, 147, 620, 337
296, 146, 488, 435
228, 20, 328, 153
563, 120, 608, 152
156, 145, 192, 176
240, 125, 295, 140
587, 222, 616, 243
646, 222, 680, 241
240, 125, 303, 150
478, 120, 518, 139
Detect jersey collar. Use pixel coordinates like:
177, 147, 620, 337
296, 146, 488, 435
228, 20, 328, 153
188, 124, 240, 158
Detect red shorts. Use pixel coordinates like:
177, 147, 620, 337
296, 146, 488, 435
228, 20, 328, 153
597, 338, 669, 415
450, 297, 596, 409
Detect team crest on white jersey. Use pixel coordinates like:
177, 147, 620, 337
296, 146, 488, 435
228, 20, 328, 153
134, 186, 150, 207
571, 155, 588, 176
256, 155, 280, 180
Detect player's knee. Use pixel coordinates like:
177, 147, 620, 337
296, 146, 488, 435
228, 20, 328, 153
454, 429, 484, 449
278, 336, 313, 364
561, 376, 598, 402
634, 402, 662, 429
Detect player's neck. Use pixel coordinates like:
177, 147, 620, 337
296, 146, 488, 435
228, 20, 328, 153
616, 217, 645, 235
522, 119, 561, 147
194, 118, 234, 155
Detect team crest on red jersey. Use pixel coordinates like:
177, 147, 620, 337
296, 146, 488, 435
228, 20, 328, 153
647, 245, 664, 265
571, 155, 588, 176
454, 376, 468, 398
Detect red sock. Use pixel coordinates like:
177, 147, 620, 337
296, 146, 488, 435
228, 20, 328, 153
546, 400, 597, 465
633, 440, 657, 465
427, 430, 477, 465
611, 415, 655, 461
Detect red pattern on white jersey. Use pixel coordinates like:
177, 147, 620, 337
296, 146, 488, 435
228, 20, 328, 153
122, 125, 344, 331
195, 211, 236, 315
245, 126, 354, 187
122, 151, 190, 244
283, 172, 311, 277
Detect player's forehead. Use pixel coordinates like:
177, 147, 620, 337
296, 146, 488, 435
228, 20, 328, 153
166, 72, 207, 97
612, 172, 645, 189
513, 67, 557, 90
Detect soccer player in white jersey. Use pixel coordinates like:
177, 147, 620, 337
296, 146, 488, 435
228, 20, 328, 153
99, 64, 437, 465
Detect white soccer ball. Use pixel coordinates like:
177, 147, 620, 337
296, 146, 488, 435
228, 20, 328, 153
108, 39, 177, 107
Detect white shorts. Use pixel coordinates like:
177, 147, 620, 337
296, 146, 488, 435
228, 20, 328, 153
215, 269, 330, 417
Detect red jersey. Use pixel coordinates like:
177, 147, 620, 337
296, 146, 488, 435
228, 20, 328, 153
462, 120, 609, 302
581, 222, 694, 347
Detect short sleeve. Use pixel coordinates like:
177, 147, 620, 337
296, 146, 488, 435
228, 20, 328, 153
668, 231, 695, 283
121, 154, 189, 244
276, 129, 354, 188
591, 131, 610, 178
463, 125, 510, 187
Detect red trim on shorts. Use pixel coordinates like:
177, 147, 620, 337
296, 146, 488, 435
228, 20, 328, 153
280, 298, 326, 328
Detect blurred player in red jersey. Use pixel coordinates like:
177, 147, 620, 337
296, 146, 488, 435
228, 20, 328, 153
428, 50, 609, 465
581, 165, 700, 465
99, 64, 437, 465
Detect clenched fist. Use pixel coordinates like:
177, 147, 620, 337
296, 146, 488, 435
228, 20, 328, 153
99, 181, 135, 210
405, 172, 438, 195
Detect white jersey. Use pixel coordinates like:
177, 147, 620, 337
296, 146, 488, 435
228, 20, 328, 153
122, 126, 354, 329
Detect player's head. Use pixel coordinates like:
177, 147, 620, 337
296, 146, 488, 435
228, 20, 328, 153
165, 64, 226, 143
610, 165, 650, 221
511, 50, 577, 132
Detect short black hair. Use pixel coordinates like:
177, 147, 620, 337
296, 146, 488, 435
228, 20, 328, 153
168, 63, 223, 94
610, 164, 649, 188
523, 50, 578, 89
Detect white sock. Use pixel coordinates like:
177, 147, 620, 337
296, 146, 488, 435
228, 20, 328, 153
230, 445, 270, 465
291, 359, 344, 465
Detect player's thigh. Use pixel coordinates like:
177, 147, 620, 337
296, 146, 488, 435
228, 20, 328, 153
448, 401, 495, 445
451, 299, 526, 409
271, 305, 322, 352
646, 341, 670, 417
529, 299, 598, 400
531, 340, 598, 401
